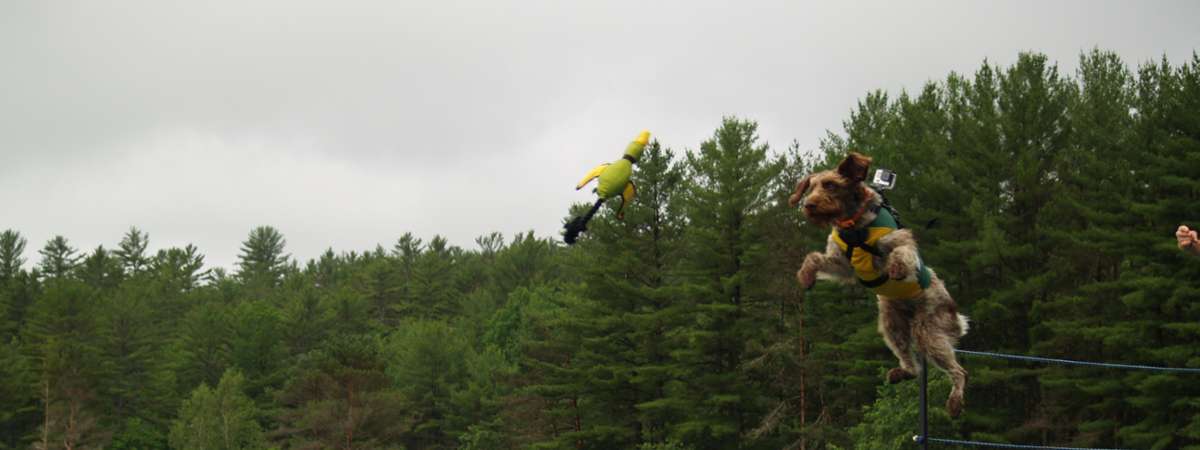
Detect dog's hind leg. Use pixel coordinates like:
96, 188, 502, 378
920, 332, 967, 418
877, 298, 919, 384
914, 299, 968, 418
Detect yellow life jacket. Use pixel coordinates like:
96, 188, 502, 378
831, 208, 931, 300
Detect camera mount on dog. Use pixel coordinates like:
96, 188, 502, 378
869, 168, 906, 229
870, 168, 897, 191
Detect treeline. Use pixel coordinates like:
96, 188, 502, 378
0, 49, 1198, 449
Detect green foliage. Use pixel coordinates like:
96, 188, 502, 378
237, 225, 290, 289
173, 301, 234, 392
275, 333, 406, 449
37, 235, 80, 280
0, 49, 1196, 449
114, 227, 151, 276
848, 374, 954, 449
0, 337, 35, 449
168, 369, 265, 450
19, 279, 108, 448
108, 417, 168, 450
0, 230, 27, 284
387, 319, 473, 448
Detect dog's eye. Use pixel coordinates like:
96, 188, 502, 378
822, 181, 837, 190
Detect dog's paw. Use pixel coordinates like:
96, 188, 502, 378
946, 394, 964, 419
796, 267, 816, 290
886, 259, 911, 280
887, 368, 915, 384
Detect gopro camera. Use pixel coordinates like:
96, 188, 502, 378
871, 168, 897, 190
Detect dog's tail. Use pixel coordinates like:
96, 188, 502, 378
957, 313, 970, 337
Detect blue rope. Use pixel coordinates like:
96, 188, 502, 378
954, 349, 1200, 374
922, 436, 1133, 450
910, 350, 1199, 449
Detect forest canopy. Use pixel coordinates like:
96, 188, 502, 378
1, 50, 1199, 449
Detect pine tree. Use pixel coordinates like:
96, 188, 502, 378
96, 282, 172, 428
667, 117, 784, 448
78, 246, 123, 291
173, 302, 234, 393
516, 141, 689, 449
0, 230, 26, 285
274, 333, 406, 449
22, 280, 105, 450
411, 236, 463, 319
1110, 54, 1200, 450
236, 226, 290, 290
150, 245, 207, 293
113, 227, 150, 276
356, 251, 399, 328
228, 300, 287, 399
0, 230, 28, 338
0, 336, 36, 449
37, 236, 80, 280
1029, 49, 1142, 446
387, 319, 474, 449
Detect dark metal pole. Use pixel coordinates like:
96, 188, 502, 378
918, 353, 928, 449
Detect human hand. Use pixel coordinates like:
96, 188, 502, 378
1178, 225, 1199, 254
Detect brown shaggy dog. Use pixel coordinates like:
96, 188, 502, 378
790, 152, 969, 418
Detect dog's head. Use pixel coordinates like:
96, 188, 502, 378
788, 152, 874, 227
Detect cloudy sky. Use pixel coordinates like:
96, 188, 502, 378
1, 1, 1197, 270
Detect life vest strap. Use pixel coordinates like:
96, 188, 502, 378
860, 274, 889, 288
837, 227, 884, 260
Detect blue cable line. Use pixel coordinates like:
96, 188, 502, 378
922, 436, 1133, 450
954, 349, 1200, 374
912, 349, 1200, 449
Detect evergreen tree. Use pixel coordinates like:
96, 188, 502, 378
149, 245, 207, 292
535, 140, 690, 448
236, 226, 290, 289
22, 280, 105, 450
228, 300, 288, 399
356, 250, 399, 328
387, 319, 473, 449
78, 246, 123, 291
0, 48, 1193, 450
96, 282, 173, 429
0, 230, 26, 285
279, 277, 332, 357
410, 236, 463, 320
0, 337, 35, 449
113, 227, 150, 276
0, 230, 29, 337
275, 333, 406, 449
668, 117, 784, 448
1110, 54, 1200, 450
173, 302, 234, 393
37, 236, 80, 280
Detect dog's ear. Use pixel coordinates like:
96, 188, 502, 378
837, 152, 872, 183
788, 174, 812, 208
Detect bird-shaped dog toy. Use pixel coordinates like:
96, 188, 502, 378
563, 130, 650, 245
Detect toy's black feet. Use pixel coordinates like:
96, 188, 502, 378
563, 216, 588, 245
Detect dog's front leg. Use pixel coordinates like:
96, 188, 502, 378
879, 229, 919, 280
798, 238, 854, 289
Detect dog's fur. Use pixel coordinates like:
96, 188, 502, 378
791, 152, 969, 418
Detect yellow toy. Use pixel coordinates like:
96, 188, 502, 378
563, 130, 650, 245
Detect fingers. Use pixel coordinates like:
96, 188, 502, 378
1178, 225, 1198, 250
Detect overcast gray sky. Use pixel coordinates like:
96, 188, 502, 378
1, 1, 1197, 270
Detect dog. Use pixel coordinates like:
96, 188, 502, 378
789, 152, 969, 418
